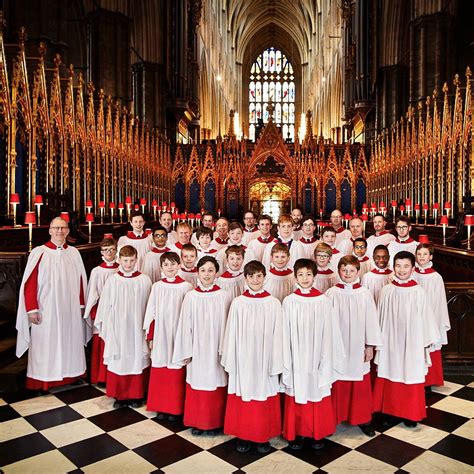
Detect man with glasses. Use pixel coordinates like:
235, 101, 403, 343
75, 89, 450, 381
298, 216, 319, 259
242, 211, 260, 245
330, 210, 351, 245
143, 226, 171, 283
366, 213, 395, 256
16, 216, 89, 392
388, 216, 418, 267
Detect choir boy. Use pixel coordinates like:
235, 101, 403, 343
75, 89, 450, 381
247, 214, 277, 261
373, 251, 439, 426
142, 226, 171, 283
191, 212, 214, 246
366, 213, 395, 255
264, 243, 295, 302
321, 226, 344, 271
282, 259, 344, 450
117, 211, 152, 271
84, 238, 119, 385
217, 245, 246, 298
195, 227, 219, 261
298, 216, 319, 259
144, 251, 193, 419
325, 256, 382, 436
361, 245, 393, 305
178, 244, 199, 287
413, 242, 450, 388
313, 243, 337, 293
388, 216, 418, 267
173, 256, 232, 435
222, 260, 283, 454
352, 237, 374, 277
95, 245, 152, 408
216, 222, 256, 269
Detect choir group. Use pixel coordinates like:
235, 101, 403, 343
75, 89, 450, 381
16, 208, 450, 454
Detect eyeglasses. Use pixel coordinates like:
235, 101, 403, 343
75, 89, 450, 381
316, 254, 330, 258
101, 248, 116, 253
396, 226, 409, 230
303, 223, 315, 227
50, 226, 68, 231
354, 245, 366, 249
154, 234, 167, 238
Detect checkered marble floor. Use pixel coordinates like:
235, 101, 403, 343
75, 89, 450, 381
1, 375, 473, 473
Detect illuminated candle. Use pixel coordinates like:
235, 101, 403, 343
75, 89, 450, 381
422, 203, 429, 225
400, 205, 405, 216
440, 215, 448, 246
391, 200, 397, 222
414, 204, 420, 224
86, 212, 94, 244
24, 211, 36, 252
405, 198, 412, 217
118, 202, 124, 222
34, 195, 43, 226
99, 201, 105, 224
125, 196, 132, 220
196, 213, 202, 226
109, 202, 115, 223
171, 202, 176, 213
152, 200, 158, 220
10, 193, 20, 227
86, 199, 93, 215
444, 202, 452, 219
464, 214, 474, 250
379, 202, 386, 217
344, 213, 351, 229
140, 198, 146, 214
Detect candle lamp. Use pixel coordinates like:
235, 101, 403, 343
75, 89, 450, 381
444, 202, 452, 220
34, 195, 43, 226
152, 200, 158, 220
344, 213, 351, 229
162, 201, 167, 212
440, 215, 449, 246
180, 212, 186, 223
391, 200, 397, 222
24, 211, 36, 252
379, 202, 386, 217
86, 212, 94, 243
118, 202, 124, 223
433, 203, 439, 224
196, 213, 202, 226
10, 193, 20, 227
171, 202, 176, 213
189, 213, 195, 228
134, 204, 139, 211
405, 198, 412, 217
140, 198, 146, 214
60, 211, 70, 223
400, 205, 405, 216
418, 234, 430, 244
464, 215, 474, 250
125, 196, 132, 220
99, 201, 105, 224
86, 199, 93, 215
362, 203, 368, 216
109, 202, 115, 223
414, 204, 420, 224
103, 233, 113, 239
422, 203, 429, 225
370, 203, 377, 219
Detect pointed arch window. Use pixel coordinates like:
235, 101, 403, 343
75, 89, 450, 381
249, 48, 295, 142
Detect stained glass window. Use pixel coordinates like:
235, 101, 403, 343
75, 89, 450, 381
249, 48, 295, 142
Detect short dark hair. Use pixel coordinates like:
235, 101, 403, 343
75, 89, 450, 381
202, 211, 214, 220
226, 245, 245, 257
301, 215, 315, 224
100, 237, 117, 248
181, 243, 197, 254
197, 255, 219, 272
271, 242, 290, 255
196, 227, 213, 239
321, 226, 336, 236
244, 260, 266, 277
258, 214, 272, 225
373, 244, 389, 255
293, 258, 317, 276
338, 255, 360, 271
130, 211, 145, 221
353, 237, 367, 247
395, 216, 411, 226
416, 243, 434, 255
119, 245, 137, 258
228, 221, 244, 232
373, 213, 387, 221
243, 210, 256, 218
393, 250, 415, 266
160, 251, 180, 266
152, 225, 168, 235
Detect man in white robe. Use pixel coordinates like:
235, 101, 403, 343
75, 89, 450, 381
337, 217, 364, 255
241, 210, 260, 245
330, 210, 351, 246
298, 216, 319, 259
366, 213, 395, 256
387, 216, 418, 267
247, 215, 277, 261
159, 211, 178, 244
16, 217, 88, 391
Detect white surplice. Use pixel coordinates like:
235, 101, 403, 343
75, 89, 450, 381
298, 237, 319, 260
216, 244, 256, 272
262, 238, 305, 269
173, 285, 232, 390
361, 268, 393, 305
95, 272, 152, 375
142, 246, 171, 283
325, 282, 382, 380
247, 236, 278, 262
143, 277, 192, 368
242, 228, 261, 245
334, 227, 351, 246
264, 268, 295, 302
117, 232, 152, 271
375, 280, 440, 384
387, 237, 418, 267
366, 231, 396, 256
178, 267, 198, 288
314, 268, 337, 294
221, 290, 283, 401
217, 270, 246, 299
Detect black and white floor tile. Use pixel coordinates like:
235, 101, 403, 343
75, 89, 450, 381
1, 375, 473, 473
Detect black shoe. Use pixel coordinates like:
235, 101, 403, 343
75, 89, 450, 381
381, 414, 398, 427
256, 442, 271, 454
206, 428, 221, 436
167, 414, 180, 421
156, 412, 167, 420
34, 390, 49, 397
113, 400, 126, 409
72, 379, 84, 386
97, 382, 106, 389
311, 439, 325, 450
128, 399, 143, 409
403, 420, 418, 428
288, 436, 304, 450
191, 427, 204, 436
359, 423, 376, 437
236, 439, 251, 453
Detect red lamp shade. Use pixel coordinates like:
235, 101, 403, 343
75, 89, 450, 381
418, 234, 430, 244
189, 213, 195, 219
422, 203, 429, 210
464, 215, 474, 226
196, 213, 202, 219
34, 195, 43, 205
99, 201, 105, 208
362, 203, 368, 209
444, 202, 452, 209
86, 213, 94, 223
103, 233, 113, 238
109, 202, 116, 209
391, 200, 397, 207
140, 198, 146, 205
157, 206, 162, 211
361, 214, 368, 221
380, 202, 386, 208
433, 203, 439, 209
171, 202, 176, 208
118, 202, 124, 209
370, 203, 377, 209
86, 200, 93, 208
414, 204, 420, 211
405, 198, 412, 206
10, 193, 20, 204
353, 211, 358, 217
125, 196, 132, 204
60, 212, 70, 223
152, 200, 158, 207
24, 211, 36, 225
172, 212, 179, 220
180, 213, 186, 219
400, 205, 405, 212
133, 204, 139, 211
440, 216, 449, 225
343, 213, 350, 220
162, 201, 167, 207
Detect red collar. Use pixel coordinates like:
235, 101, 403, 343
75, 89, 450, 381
162, 276, 185, 284
375, 230, 390, 236
415, 267, 436, 274
220, 270, 243, 278
392, 279, 417, 287
357, 256, 370, 262
202, 248, 218, 254
332, 248, 340, 254
270, 268, 293, 276
181, 267, 197, 273
152, 246, 170, 254
214, 237, 229, 244
295, 288, 322, 297
317, 268, 334, 275
118, 271, 141, 278
45, 241, 68, 250
126, 231, 147, 240
395, 237, 416, 243
244, 227, 258, 233
336, 283, 362, 289
335, 227, 346, 234
257, 236, 274, 243
300, 237, 317, 244
99, 262, 120, 269
371, 268, 392, 275
174, 242, 185, 249
242, 289, 271, 298
195, 284, 220, 293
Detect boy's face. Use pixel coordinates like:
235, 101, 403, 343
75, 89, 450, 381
373, 216, 386, 232
101, 245, 117, 263
120, 255, 137, 273
227, 252, 244, 271
160, 213, 173, 229
153, 230, 167, 247
130, 216, 145, 233
353, 241, 367, 258
229, 228, 243, 243
216, 219, 228, 236
177, 227, 191, 244
339, 264, 359, 283
296, 267, 315, 289
349, 219, 363, 237
271, 251, 290, 269
246, 271, 265, 291
198, 261, 217, 287
416, 248, 433, 267
301, 219, 315, 237
161, 258, 180, 278
258, 219, 272, 237
373, 248, 389, 269
181, 249, 197, 268
395, 222, 411, 239
322, 231, 336, 247
394, 258, 414, 280
315, 251, 331, 268
278, 221, 293, 239
198, 233, 212, 248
